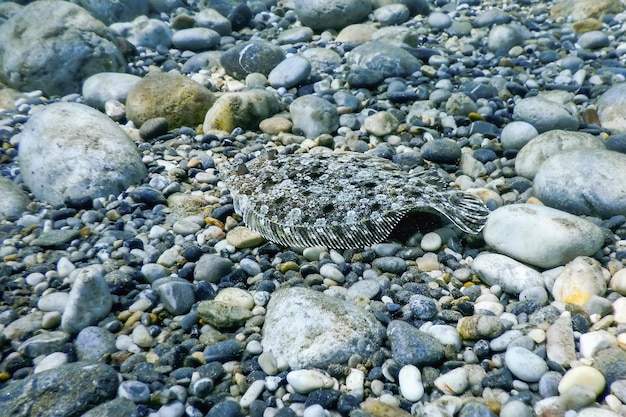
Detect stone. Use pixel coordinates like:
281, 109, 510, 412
3, 311, 44, 342
610, 269, 626, 295
171, 27, 220, 51
434, 367, 469, 395
69, 0, 149, 25
551, 0, 624, 21
18, 331, 71, 358
0, 1, 125, 97
488, 25, 525, 54
559, 366, 606, 396
261, 287, 385, 369
294, 0, 371, 31
197, 300, 253, 329
17, 102, 146, 206
360, 398, 413, 417
82, 72, 143, 110
0, 362, 119, 417
126, 72, 215, 129
286, 369, 335, 394
545, 315, 577, 367
195, 8, 232, 35
153, 276, 196, 315
551, 256, 608, 306
579, 330, 617, 358
30, 229, 80, 248
194, 254, 234, 283
220, 40, 285, 80
505, 346, 548, 382
203, 89, 279, 133
597, 83, 626, 134
0, 176, 29, 220
533, 149, 626, 218
75, 326, 117, 361
471, 253, 545, 294
81, 398, 138, 417
268, 55, 311, 89
374, 4, 411, 26
499, 121, 538, 150
482, 204, 605, 268
457, 314, 504, 340
421, 139, 462, 164
387, 320, 445, 367
346, 42, 421, 78
514, 130, 604, 179
61, 265, 113, 334
513, 96, 579, 133
290, 95, 339, 138
578, 30, 610, 49
398, 365, 424, 401
336, 24, 378, 43
110, 15, 172, 49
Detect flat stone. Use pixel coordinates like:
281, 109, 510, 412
268, 55, 311, 89
471, 253, 545, 294
197, 300, 253, 329
262, 287, 385, 369
551, 256, 608, 306
533, 149, 626, 218
194, 254, 234, 283
545, 314, 577, 367
559, 365, 606, 396
152, 276, 196, 315
346, 42, 421, 78
483, 204, 605, 268
0, 176, 29, 220
294, 0, 371, 30
203, 89, 279, 133
505, 346, 548, 382
82, 72, 142, 110
513, 95, 579, 133
30, 229, 80, 248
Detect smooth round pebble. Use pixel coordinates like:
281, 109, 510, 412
505, 346, 548, 382
398, 365, 424, 401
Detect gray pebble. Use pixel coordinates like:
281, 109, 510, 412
268, 55, 311, 89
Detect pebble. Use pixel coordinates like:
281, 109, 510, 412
499, 121, 538, 150
194, 254, 234, 283
505, 346, 549, 382
363, 111, 399, 136
398, 365, 424, 401
171, 27, 220, 51
471, 253, 544, 294
551, 256, 608, 306
457, 314, 504, 340
421, 139, 462, 163
61, 266, 112, 334
434, 367, 469, 395
597, 83, 626, 133
559, 365, 606, 396
287, 369, 335, 394
513, 95, 579, 133
268, 55, 311, 89
290, 95, 339, 138
483, 204, 605, 268
387, 320, 445, 367
545, 314, 577, 367
579, 330, 618, 358
221, 39, 285, 79
294, 0, 371, 30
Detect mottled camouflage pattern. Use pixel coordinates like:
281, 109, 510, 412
222, 151, 489, 248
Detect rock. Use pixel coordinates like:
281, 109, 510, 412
457, 315, 504, 340
487, 24, 525, 54
171, 27, 220, 51
434, 367, 469, 395
597, 83, 626, 133
499, 121, 538, 150
61, 265, 113, 334
387, 320, 445, 367
610, 269, 626, 295
268, 55, 311, 89
17, 102, 146, 206
194, 254, 234, 283
0, 362, 119, 416
153, 277, 196, 315
579, 330, 617, 358
514, 129, 604, 179
0, 176, 29, 220
3, 311, 43, 341
505, 346, 548, 382
286, 369, 335, 394
110, 15, 172, 49
195, 8, 232, 35
69, 0, 149, 25
360, 398, 413, 417
551, 256, 608, 306
18, 331, 70, 358
261, 287, 385, 369
220, 40, 285, 80
346, 42, 421, 78
126, 72, 215, 129
421, 139, 462, 163
82, 72, 142, 110
294, 0, 371, 31
550, 0, 624, 21
374, 4, 411, 26
197, 300, 253, 329
203, 89, 279, 133
75, 326, 117, 361
513, 96, 579, 133
0, 1, 125, 97
301, 48, 343, 75
577, 30, 610, 49
559, 366, 606, 396
398, 365, 424, 401
483, 204, 605, 268
545, 314, 577, 367
471, 253, 545, 294
533, 149, 626, 218
30, 229, 81, 248
336, 24, 377, 43
290, 95, 339, 138
81, 398, 138, 417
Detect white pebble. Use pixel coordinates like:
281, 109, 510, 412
246, 340, 263, 355
398, 365, 424, 401
505, 346, 548, 382
420, 232, 442, 251
303, 404, 326, 417
287, 369, 335, 394
434, 367, 469, 395
579, 330, 617, 358
131, 324, 153, 348
610, 268, 626, 295
558, 366, 606, 396
56, 256, 76, 278
240, 379, 265, 408
34, 352, 68, 373
319, 264, 344, 282
346, 368, 365, 400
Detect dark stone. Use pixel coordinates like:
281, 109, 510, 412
459, 402, 498, 417
220, 40, 285, 79
228, 4, 252, 31
305, 389, 341, 408
421, 139, 462, 163
0, 361, 119, 417
139, 117, 169, 140
481, 367, 514, 390
346, 69, 384, 88
205, 400, 244, 417
387, 320, 445, 367
81, 398, 138, 417
128, 186, 166, 206
593, 347, 626, 385
203, 340, 243, 363
606, 134, 626, 154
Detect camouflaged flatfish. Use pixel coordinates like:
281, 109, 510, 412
222, 151, 489, 249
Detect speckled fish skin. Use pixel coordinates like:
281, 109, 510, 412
223, 151, 490, 249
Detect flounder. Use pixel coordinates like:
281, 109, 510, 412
222, 151, 489, 249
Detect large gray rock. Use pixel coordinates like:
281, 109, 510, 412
513, 95, 579, 133
262, 287, 385, 369
346, 42, 421, 78
483, 204, 605, 269
514, 130, 605, 179
533, 148, 626, 218
69, 0, 149, 24
0, 1, 125, 97
0, 176, 29, 220
17, 102, 146, 206
597, 83, 626, 134
0, 362, 119, 417
294, 0, 372, 30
